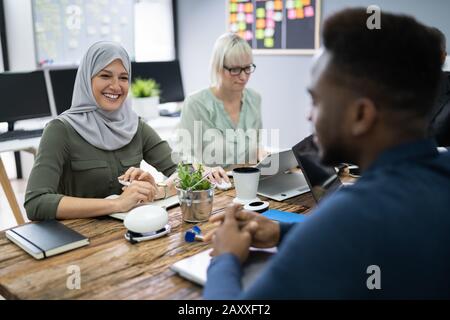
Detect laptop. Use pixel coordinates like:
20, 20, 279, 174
255, 149, 310, 201
291, 136, 343, 203
170, 247, 276, 288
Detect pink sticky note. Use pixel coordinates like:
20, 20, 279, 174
266, 19, 275, 29
238, 3, 244, 12
288, 9, 296, 20
304, 6, 314, 17
246, 13, 254, 24
266, 9, 274, 19
245, 30, 253, 40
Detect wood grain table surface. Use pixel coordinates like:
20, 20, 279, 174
0, 188, 315, 300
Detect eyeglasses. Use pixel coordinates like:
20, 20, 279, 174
223, 63, 256, 76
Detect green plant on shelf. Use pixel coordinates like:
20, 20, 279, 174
131, 78, 161, 98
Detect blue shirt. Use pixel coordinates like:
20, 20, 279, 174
204, 139, 450, 299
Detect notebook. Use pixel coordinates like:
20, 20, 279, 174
5, 220, 89, 260
170, 247, 276, 288
262, 209, 307, 223
106, 194, 180, 220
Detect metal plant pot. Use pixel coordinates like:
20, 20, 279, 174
176, 187, 214, 223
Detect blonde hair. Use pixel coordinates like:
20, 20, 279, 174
210, 33, 253, 86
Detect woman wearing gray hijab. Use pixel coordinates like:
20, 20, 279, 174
24, 42, 178, 220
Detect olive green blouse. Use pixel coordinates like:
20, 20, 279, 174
24, 118, 177, 220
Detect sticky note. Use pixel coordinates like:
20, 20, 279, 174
262, 209, 307, 223
264, 28, 275, 37
256, 8, 265, 18
229, 23, 239, 33
266, 19, 275, 29
237, 12, 246, 22
295, 0, 303, 8
246, 13, 254, 24
296, 8, 304, 19
304, 5, 314, 17
229, 3, 238, 12
238, 31, 246, 39
239, 21, 247, 31
229, 13, 237, 23
256, 18, 265, 29
274, 0, 283, 10
264, 37, 274, 48
288, 9, 296, 19
245, 2, 253, 13
238, 3, 244, 12
302, 0, 311, 5
245, 30, 253, 40
256, 29, 265, 40
274, 11, 283, 22
265, 1, 274, 11
266, 9, 274, 19
286, 0, 294, 9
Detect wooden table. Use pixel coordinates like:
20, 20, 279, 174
0, 189, 315, 300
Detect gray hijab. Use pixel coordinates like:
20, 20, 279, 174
58, 41, 139, 151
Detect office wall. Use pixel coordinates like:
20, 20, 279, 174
177, 0, 450, 149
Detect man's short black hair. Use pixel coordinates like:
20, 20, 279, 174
322, 8, 442, 118
429, 27, 447, 54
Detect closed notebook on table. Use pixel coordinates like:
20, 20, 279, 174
5, 220, 89, 260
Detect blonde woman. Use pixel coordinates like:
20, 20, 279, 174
177, 33, 263, 184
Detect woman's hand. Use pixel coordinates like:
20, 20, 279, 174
118, 166, 157, 187
202, 166, 230, 184
115, 180, 157, 212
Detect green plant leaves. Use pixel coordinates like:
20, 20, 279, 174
177, 163, 212, 191
131, 78, 161, 98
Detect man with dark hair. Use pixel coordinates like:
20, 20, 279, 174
203, 8, 450, 299
428, 27, 450, 147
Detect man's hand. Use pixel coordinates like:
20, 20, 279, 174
209, 205, 253, 263
205, 204, 281, 249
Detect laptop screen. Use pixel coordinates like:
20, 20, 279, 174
292, 136, 342, 203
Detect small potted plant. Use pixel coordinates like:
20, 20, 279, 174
176, 163, 214, 223
131, 77, 161, 120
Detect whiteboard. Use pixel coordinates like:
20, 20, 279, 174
227, 0, 321, 55
32, 0, 134, 66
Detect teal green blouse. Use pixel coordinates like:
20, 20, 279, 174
176, 87, 262, 168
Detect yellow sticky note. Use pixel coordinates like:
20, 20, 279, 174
264, 37, 274, 48
239, 21, 247, 31
256, 29, 265, 40
256, 8, 265, 18
230, 3, 238, 12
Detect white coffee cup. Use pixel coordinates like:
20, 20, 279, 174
232, 167, 261, 205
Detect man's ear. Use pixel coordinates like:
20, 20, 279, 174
349, 98, 378, 136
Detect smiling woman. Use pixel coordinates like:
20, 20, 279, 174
91, 59, 130, 111
24, 41, 179, 221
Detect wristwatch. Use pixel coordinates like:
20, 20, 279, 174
157, 182, 169, 199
